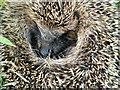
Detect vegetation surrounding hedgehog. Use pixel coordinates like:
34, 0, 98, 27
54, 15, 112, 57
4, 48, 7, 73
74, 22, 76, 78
0, 0, 119, 88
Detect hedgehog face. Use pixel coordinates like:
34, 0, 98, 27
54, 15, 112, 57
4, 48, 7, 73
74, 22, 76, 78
25, 1, 79, 58
26, 22, 78, 58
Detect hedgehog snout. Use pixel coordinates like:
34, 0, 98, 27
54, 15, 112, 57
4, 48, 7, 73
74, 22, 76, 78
40, 46, 51, 58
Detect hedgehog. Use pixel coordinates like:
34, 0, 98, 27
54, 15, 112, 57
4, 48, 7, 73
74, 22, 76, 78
0, 0, 119, 88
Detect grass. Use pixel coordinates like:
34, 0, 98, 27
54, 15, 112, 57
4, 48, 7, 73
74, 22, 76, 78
115, 0, 120, 8
0, 0, 16, 47
0, 0, 6, 88
0, 0, 6, 10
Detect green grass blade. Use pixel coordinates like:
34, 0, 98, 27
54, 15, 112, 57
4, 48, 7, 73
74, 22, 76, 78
0, 35, 16, 47
0, 0, 6, 10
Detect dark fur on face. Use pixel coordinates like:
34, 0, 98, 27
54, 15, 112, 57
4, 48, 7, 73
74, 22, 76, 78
25, 21, 77, 58
40, 30, 77, 58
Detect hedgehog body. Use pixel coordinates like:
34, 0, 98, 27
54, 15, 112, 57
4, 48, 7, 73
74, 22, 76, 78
0, 0, 119, 88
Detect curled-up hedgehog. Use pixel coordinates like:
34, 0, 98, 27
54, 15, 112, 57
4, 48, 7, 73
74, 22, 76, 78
0, 0, 119, 88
